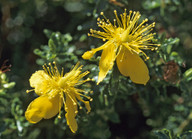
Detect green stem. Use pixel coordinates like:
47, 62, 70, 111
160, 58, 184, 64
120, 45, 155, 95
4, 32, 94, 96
176, 112, 192, 135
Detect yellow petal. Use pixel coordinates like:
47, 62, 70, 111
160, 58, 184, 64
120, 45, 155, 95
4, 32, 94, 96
116, 47, 149, 85
29, 70, 52, 96
98, 43, 117, 84
25, 94, 61, 123
82, 41, 111, 59
65, 93, 78, 133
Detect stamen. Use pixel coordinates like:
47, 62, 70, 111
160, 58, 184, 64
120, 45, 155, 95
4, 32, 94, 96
53, 61, 60, 77
126, 10, 132, 27
58, 94, 63, 119
65, 91, 77, 105
26, 89, 34, 93
47, 67, 52, 76
43, 65, 48, 75
100, 11, 111, 25
114, 10, 123, 27
116, 45, 123, 58
113, 19, 116, 27
90, 91, 94, 94
49, 62, 55, 76
61, 67, 64, 77
120, 50, 125, 62
75, 91, 92, 100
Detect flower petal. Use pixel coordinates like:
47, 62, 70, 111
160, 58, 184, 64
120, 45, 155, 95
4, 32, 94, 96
98, 43, 117, 84
116, 47, 149, 85
65, 93, 78, 133
82, 41, 111, 59
29, 70, 52, 96
25, 94, 61, 123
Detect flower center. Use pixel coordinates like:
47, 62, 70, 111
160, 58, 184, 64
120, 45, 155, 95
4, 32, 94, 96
114, 27, 130, 44
58, 77, 68, 89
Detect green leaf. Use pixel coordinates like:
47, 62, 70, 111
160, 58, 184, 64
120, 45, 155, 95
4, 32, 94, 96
43, 29, 53, 38
48, 39, 56, 53
108, 112, 120, 123
142, 0, 161, 10
180, 130, 192, 139
183, 68, 192, 82
154, 129, 173, 139
170, 51, 183, 65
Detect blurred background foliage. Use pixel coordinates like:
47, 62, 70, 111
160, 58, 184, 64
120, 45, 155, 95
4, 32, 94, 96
0, 0, 192, 138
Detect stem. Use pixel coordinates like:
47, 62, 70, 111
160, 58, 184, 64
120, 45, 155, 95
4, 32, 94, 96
176, 112, 192, 135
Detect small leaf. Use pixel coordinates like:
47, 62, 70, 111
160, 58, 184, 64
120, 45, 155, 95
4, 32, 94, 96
180, 130, 192, 139
183, 68, 192, 82
154, 129, 173, 139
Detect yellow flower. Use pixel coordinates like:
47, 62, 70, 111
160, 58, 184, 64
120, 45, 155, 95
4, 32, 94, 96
82, 9, 160, 85
25, 62, 92, 133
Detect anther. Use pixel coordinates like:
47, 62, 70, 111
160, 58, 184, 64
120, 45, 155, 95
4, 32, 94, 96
26, 89, 34, 93
87, 78, 91, 80
100, 12, 104, 15
91, 78, 95, 81
146, 57, 150, 60
90, 91, 93, 94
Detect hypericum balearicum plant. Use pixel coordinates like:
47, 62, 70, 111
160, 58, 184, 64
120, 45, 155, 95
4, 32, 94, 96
25, 62, 92, 133
82, 9, 160, 85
